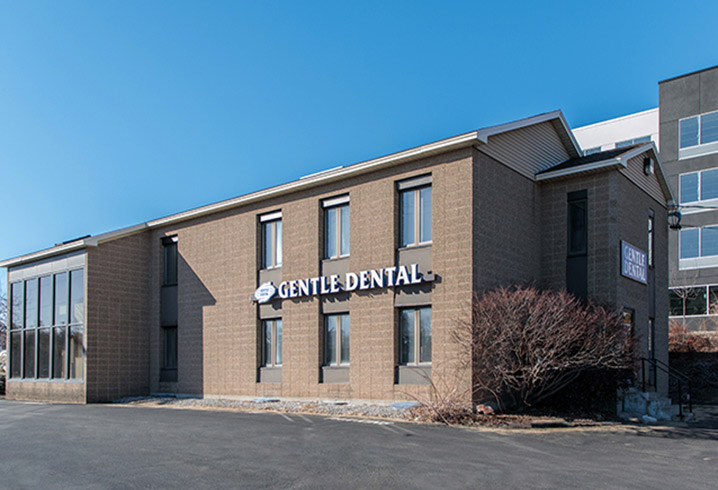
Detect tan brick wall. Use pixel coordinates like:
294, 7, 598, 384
144, 148, 474, 403
86, 232, 151, 402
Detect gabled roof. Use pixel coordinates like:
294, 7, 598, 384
536, 143, 676, 205
1, 110, 582, 268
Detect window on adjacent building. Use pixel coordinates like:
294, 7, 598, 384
648, 211, 654, 269
324, 198, 349, 259
616, 136, 651, 148
324, 314, 349, 366
261, 319, 282, 367
399, 307, 432, 365
8, 270, 84, 380
261, 214, 282, 268
680, 226, 718, 259
400, 185, 432, 247
584, 147, 602, 156
681, 112, 718, 149
679, 168, 718, 204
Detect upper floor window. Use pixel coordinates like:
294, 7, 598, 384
679, 168, 718, 204
584, 147, 602, 156
616, 135, 651, 148
163, 237, 178, 286
680, 226, 718, 259
323, 196, 349, 259
680, 111, 718, 159
648, 211, 655, 269
398, 176, 432, 247
260, 212, 282, 269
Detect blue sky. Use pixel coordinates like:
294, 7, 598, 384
1, 1, 717, 295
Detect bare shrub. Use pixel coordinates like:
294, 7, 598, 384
454, 286, 634, 411
668, 320, 715, 353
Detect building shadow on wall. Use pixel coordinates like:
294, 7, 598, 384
159, 254, 215, 397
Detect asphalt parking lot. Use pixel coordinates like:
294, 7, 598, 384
0, 399, 716, 489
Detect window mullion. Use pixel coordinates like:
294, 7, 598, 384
414, 309, 420, 364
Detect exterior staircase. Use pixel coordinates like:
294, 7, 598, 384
617, 358, 693, 423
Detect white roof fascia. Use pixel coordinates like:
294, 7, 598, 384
146, 131, 479, 228
574, 108, 659, 131
0, 241, 88, 269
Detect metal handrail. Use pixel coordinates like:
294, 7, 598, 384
641, 357, 693, 417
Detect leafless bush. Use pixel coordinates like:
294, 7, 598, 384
454, 286, 634, 411
668, 320, 716, 353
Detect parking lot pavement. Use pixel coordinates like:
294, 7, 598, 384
0, 399, 716, 489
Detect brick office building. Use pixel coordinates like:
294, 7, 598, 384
2, 111, 674, 403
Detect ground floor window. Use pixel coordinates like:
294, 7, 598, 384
399, 306, 432, 365
324, 313, 349, 366
8, 269, 84, 381
262, 319, 282, 367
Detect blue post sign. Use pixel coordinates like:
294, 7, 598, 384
621, 241, 647, 284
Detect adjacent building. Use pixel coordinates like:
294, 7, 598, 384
575, 65, 718, 332
1, 110, 673, 404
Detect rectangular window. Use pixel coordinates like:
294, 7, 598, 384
163, 239, 178, 286
324, 202, 350, 259
324, 314, 349, 366
7, 270, 84, 381
669, 289, 684, 316
679, 168, 718, 204
567, 195, 587, 256
163, 327, 178, 370
261, 216, 282, 268
261, 319, 282, 367
400, 185, 432, 247
680, 227, 718, 259
648, 211, 654, 269
399, 307, 432, 365
680, 111, 718, 157
584, 147, 601, 155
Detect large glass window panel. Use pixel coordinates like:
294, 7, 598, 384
25, 278, 38, 329
325, 315, 337, 366
615, 139, 632, 148
69, 326, 84, 379
669, 290, 684, 316
702, 227, 718, 257
70, 269, 84, 324
420, 187, 432, 243
401, 190, 415, 247
11, 282, 22, 329
685, 287, 707, 315
680, 173, 699, 203
419, 307, 432, 363
38, 328, 51, 378
710, 286, 718, 315
701, 112, 718, 144
263, 221, 273, 268
275, 221, 282, 266
275, 320, 282, 365
340, 315, 350, 364
10, 332, 22, 378
702, 169, 718, 201
400, 309, 415, 364
634, 135, 651, 144
54, 272, 68, 325
164, 242, 178, 286
680, 229, 699, 258
39, 276, 52, 327
680, 117, 699, 148
340, 205, 350, 256
326, 207, 337, 259
53, 327, 67, 379
24, 330, 35, 378
262, 321, 272, 367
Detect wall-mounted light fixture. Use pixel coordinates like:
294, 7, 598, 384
668, 208, 682, 230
